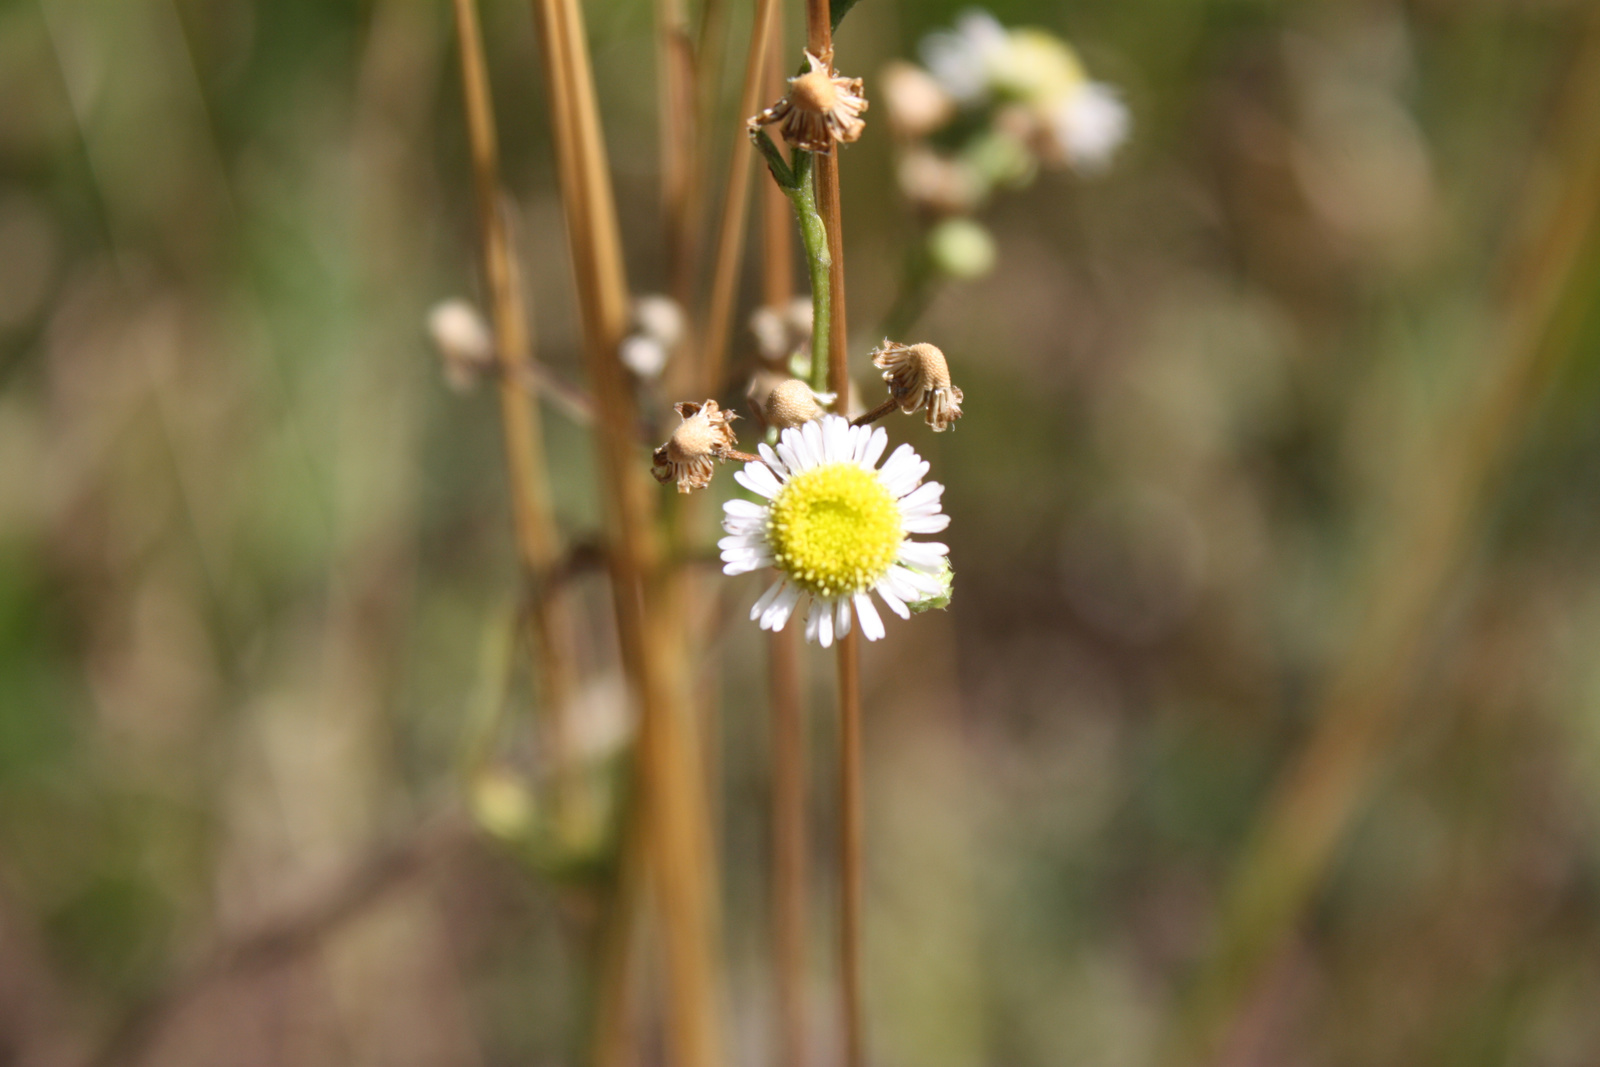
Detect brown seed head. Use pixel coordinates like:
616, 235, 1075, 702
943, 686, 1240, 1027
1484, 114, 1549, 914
652, 400, 742, 492
870, 340, 964, 431
748, 50, 869, 154
764, 378, 831, 429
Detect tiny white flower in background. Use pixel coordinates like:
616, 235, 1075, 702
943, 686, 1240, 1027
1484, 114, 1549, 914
620, 335, 669, 377
721, 415, 951, 648
1051, 81, 1129, 171
921, 9, 1010, 104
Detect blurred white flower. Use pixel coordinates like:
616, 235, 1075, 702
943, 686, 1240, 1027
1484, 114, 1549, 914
1051, 82, 1129, 172
921, 10, 1010, 104
620, 335, 669, 377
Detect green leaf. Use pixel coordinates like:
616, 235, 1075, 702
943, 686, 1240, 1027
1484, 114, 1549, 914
830, 0, 862, 32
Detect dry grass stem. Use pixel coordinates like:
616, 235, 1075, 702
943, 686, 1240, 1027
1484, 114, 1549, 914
529, 1, 725, 1063
699, 0, 784, 395
450, 0, 583, 841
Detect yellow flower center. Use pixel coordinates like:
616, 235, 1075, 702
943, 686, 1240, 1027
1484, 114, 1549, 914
767, 462, 901, 599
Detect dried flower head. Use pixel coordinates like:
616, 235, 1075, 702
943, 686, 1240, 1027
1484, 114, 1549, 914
764, 378, 836, 430
871, 340, 964, 431
749, 50, 868, 153
652, 400, 744, 493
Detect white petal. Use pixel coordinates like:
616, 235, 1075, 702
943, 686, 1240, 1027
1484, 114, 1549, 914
898, 540, 949, 569
828, 415, 854, 464
903, 514, 951, 534
873, 582, 910, 620
757, 443, 788, 478
881, 456, 930, 499
816, 599, 834, 648
853, 592, 885, 641
722, 552, 772, 575
763, 585, 802, 631
724, 516, 766, 537
859, 426, 889, 471
724, 498, 768, 520
718, 533, 764, 550
898, 566, 946, 595
776, 438, 804, 475
750, 579, 787, 622
898, 481, 944, 511
804, 599, 822, 643
734, 464, 783, 499
881, 566, 922, 604
801, 420, 825, 470
835, 596, 852, 639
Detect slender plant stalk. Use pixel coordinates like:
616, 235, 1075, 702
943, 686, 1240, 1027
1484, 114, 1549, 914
529, 3, 725, 1066
449, 0, 585, 847
699, 0, 783, 395
797, 5, 868, 1066
759, 17, 808, 1067
655, 0, 697, 312
1164, 18, 1600, 1067
760, 16, 796, 312
753, 136, 830, 392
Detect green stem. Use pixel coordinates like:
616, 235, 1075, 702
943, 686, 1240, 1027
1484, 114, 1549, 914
753, 133, 832, 396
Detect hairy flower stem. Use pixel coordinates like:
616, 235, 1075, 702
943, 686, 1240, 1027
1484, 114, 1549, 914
752, 133, 831, 394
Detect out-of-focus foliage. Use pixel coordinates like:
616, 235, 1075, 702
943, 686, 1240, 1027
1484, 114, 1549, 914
4, 0, 1600, 1064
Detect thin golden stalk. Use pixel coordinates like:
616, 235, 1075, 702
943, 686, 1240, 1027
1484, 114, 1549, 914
760, 10, 796, 312
699, 0, 784, 395
768, 623, 808, 1067
759, 18, 807, 1064
797, 6, 866, 1066
449, 0, 582, 844
1164, 18, 1600, 1067
529, 3, 724, 1066
655, 0, 698, 310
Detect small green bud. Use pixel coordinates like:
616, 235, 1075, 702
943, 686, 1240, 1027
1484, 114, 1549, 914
927, 218, 997, 280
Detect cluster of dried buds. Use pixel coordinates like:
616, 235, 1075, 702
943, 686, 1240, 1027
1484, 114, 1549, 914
651, 340, 963, 494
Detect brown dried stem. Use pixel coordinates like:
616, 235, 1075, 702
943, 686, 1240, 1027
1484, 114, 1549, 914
699, 0, 784, 395
800, 7, 865, 1067
529, 1, 725, 1065
451, 0, 584, 848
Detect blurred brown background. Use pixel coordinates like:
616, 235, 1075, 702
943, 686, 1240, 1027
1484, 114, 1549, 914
5, 0, 1600, 1064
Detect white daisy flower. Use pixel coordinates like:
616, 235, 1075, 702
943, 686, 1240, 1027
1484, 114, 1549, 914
720, 415, 951, 648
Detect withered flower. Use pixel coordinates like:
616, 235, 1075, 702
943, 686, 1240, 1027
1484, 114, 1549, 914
652, 400, 744, 493
748, 50, 868, 154
764, 378, 836, 430
871, 340, 964, 431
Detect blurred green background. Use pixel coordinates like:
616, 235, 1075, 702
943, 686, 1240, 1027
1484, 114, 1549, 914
5, 0, 1600, 1064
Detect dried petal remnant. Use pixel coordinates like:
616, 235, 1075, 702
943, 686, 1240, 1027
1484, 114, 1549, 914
748, 50, 869, 154
652, 400, 743, 493
871, 340, 964, 431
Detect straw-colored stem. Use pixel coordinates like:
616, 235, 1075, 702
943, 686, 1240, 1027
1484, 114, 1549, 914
760, 16, 795, 311
799, 6, 867, 1065
768, 624, 808, 1067
699, 0, 783, 395
1164, 17, 1600, 1067
450, 0, 582, 843
835, 625, 864, 1067
655, 0, 697, 311
529, 3, 724, 1066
